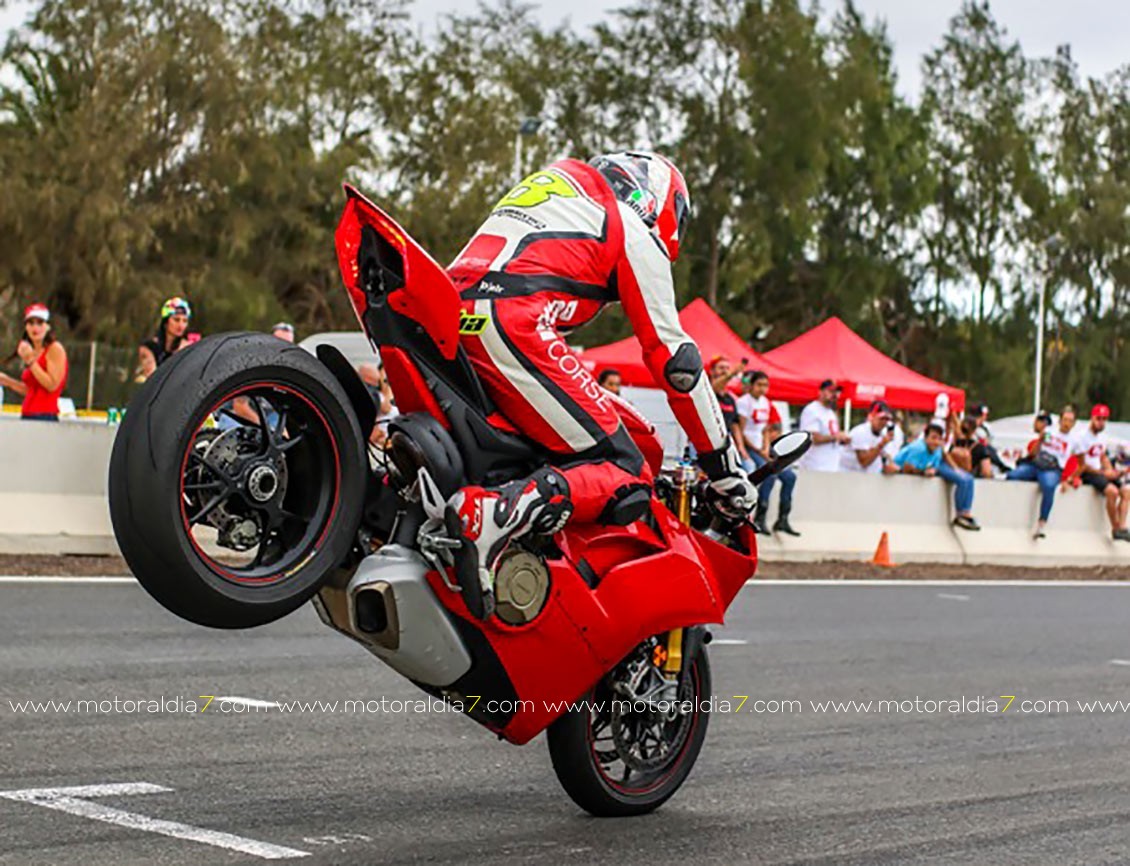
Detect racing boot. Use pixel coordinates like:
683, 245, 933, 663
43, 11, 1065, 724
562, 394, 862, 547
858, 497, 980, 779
445, 468, 573, 620
773, 502, 801, 537
752, 502, 770, 536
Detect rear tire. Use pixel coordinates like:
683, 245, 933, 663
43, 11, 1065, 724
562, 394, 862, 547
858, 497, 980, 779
108, 333, 367, 628
547, 647, 712, 816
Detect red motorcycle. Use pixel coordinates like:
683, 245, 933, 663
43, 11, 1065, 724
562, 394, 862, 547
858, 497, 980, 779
108, 186, 809, 816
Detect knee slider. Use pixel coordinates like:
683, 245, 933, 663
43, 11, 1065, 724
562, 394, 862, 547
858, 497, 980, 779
664, 343, 703, 393
598, 483, 653, 526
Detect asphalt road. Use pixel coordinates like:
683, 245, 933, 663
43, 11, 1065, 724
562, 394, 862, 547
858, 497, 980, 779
3, 578, 1130, 865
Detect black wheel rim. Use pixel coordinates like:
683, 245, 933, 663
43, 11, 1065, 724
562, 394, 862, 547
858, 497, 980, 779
178, 383, 341, 585
588, 659, 702, 795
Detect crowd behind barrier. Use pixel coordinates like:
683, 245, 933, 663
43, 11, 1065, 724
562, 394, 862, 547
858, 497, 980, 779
699, 363, 1130, 548
2, 300, 1128, 559
3, 418, 1130, 567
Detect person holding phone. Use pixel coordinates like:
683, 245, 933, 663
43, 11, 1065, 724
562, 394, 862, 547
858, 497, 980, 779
0, 303, 68, 421
841, 400, 897, 474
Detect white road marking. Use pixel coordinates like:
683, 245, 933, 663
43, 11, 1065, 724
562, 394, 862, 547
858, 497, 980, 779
936, 593, 971, 602
746, 579, 1130, 588
0, 576, 133, 584
303, 832, 373, 846
217, 696, 279, 710
1110, 660, 1130, 667
0, 782, 308, 859
711, 639, 749, 646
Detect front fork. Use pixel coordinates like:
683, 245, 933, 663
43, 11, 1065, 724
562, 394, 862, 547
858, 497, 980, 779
660, 457, 701, 679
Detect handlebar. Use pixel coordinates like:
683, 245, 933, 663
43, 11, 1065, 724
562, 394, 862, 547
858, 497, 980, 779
747, 461, 776, 487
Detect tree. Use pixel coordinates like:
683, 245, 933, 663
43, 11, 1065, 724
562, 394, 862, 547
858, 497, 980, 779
814, 2, 934, 354
921, 1, 1039, 327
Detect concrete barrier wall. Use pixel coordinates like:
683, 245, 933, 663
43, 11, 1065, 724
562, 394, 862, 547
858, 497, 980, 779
755, 471, 966, 564
0, 420, 118, 555
757, 468, 1130, 567
3, 419, 1130, 567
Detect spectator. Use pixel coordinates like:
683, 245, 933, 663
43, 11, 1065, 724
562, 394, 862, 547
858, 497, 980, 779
1067, 405, 1130, 542
359, 362, 398, 446
0, 303, 68, 421
948, 418, 978, 473
219, 322, 295, 425
708, 354, 746, 393
893, 422, 981, 530
886, 410, 907, 460
968, 402, 1010, 477
1007, 408, 1078, 539
798, 379, 850, 471
137, 297, 193, 381
933, 392, 950, 423
709, 356, 744, 455
840, 400, 897, 475
597, 368, 622, 395
736, 371, 799, 536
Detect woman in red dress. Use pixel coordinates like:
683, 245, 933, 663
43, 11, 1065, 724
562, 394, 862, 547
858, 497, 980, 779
0, 303, 69, 421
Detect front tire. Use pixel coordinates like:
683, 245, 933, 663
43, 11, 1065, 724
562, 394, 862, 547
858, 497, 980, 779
547, 646, 712, 817
108, 333, 367, 628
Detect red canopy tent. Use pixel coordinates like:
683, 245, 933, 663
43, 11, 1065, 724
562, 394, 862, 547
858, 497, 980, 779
580, 299, 819, 403
762, 317, 965, 413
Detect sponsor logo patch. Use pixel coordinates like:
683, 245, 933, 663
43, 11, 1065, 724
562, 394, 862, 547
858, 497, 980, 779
458, 311, 490, 335
496, 170, 579, 210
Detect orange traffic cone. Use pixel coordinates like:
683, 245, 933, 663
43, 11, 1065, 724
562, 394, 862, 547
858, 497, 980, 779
871, 531, 895, 568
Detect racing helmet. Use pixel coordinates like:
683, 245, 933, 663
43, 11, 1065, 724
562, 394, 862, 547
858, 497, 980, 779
590, 151, 691, 262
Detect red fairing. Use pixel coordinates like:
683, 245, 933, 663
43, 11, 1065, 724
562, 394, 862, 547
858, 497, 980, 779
334, 185, 462, 361
427, 501, 757, 745
380, 347, 450, 429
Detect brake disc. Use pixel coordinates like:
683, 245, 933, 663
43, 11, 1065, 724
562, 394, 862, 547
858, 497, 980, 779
608, 656, 693, 772
201, 426, 254, 474
196, 426, 288, 550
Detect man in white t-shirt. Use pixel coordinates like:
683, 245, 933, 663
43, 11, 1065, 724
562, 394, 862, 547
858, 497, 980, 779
1043, 406, 1079, 472
1067, 404, 1130, 541
736, 371, 798, 536
841, 401, 897, 474
798, 379, 850, 472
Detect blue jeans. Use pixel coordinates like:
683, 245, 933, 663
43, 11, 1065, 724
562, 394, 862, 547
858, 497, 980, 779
743, 452, 796, 509
1006, 462, 1059, 521
936, 462, 974, 514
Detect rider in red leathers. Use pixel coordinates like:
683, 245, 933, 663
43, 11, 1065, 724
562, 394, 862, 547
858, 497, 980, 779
444, 152, 758, 618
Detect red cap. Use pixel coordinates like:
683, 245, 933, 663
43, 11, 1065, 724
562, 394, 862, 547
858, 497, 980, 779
707, 355, 728, 374
23, 303, 49, 322
1092, 404, 1111, 419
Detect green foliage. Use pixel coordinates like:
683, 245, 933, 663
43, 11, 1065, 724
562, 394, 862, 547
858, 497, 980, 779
1, 0, 1128, 415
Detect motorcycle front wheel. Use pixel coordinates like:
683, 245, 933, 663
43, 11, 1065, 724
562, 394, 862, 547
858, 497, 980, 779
108, 333, 367, 629
546, 645, 712, 817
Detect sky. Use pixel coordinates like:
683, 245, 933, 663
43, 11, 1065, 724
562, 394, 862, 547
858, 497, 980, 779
2, 0, 1127, 96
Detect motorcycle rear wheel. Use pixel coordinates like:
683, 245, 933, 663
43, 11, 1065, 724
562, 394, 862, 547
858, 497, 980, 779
108, 333, 367, 628
546, 647, 712, 817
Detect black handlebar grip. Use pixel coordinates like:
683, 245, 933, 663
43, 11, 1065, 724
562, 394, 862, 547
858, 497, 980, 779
748, 460, 777, 486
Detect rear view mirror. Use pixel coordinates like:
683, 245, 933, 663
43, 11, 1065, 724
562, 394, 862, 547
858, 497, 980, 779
748, 431, 812, 486
770, 431, 811, 465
